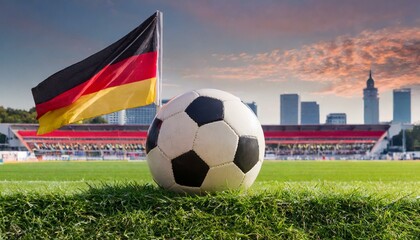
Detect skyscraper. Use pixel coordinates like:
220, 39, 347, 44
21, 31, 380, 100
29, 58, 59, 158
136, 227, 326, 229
393, 88, 411, 124
125, 104, 157, 125
326, 113, 347, 124
103, 100, 170, 125
280, 94, 300, 125
301, 101, 320, 125
103, 110, 126, 125
246, 101, 258, 116
363, 70, 379, 124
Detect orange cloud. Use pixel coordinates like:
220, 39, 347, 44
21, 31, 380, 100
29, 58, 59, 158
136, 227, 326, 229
173, 0, 419, 37
186, 27, 420, 97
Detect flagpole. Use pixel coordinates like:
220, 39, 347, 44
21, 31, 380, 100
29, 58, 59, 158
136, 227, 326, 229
156, 10, 163, 110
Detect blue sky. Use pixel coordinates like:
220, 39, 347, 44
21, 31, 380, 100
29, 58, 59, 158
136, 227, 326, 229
0, 0, 419, 124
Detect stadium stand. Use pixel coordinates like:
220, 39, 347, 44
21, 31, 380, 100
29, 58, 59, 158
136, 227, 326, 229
262, 124, 390, 160
4, 124, 149, 160
0, 123, 390, 161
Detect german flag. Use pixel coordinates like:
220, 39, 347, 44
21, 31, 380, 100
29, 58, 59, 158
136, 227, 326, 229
32, 12, 161, 135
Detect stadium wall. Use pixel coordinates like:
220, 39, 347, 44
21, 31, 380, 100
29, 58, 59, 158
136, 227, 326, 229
0, 151, 37, 162
0, 124, 27, 150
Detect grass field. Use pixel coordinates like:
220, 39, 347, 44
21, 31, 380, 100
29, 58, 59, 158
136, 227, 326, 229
1, 160, 419, 239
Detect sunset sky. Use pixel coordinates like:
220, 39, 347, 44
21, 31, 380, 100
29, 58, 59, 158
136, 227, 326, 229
0, 0, 419, 124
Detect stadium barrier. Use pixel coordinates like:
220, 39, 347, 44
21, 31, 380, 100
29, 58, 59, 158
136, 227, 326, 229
0, 151, 38, 162
33, 150, 147, 161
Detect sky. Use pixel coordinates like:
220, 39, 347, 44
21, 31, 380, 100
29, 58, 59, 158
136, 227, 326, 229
0, 0, 419, 125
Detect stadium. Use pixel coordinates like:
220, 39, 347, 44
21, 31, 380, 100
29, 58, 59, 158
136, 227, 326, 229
0, 123, 393, 162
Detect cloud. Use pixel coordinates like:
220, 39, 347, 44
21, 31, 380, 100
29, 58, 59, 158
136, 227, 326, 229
184, 26, 420, 96
172, 0, 419, 37
162, 83, 180, 88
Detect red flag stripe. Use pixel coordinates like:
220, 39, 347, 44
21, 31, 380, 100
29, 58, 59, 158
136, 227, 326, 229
35, 51, 157, 119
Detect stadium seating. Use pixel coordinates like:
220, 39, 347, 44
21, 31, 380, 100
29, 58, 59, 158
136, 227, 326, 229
7, 123, 390, 160
262, 124, 389, 160
11, 124, 149, 160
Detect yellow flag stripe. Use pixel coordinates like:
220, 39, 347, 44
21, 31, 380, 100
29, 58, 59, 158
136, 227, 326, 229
37, 77, 156, 135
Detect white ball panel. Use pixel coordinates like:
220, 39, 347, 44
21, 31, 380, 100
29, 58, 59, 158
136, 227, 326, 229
193, 121, 239, 167
157, 91, 199, 120
195, 88, 240, 102
223, 100, 264, 137
201, 163, 245, 192
257, 130, 266, 161
224, 100, 266, 159
146, 147, 175, 189
157, 112, 198, 159
241, 160, 262, 189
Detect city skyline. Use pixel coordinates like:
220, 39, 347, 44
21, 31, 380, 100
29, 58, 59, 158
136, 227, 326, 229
280, 70, 413, 125
0, 1, 419, 125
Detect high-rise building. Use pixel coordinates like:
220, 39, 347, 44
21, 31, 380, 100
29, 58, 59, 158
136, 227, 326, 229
125, 104, 157, 125
301, 101, 320, 125
363, 70, 379, 124
103, 110, 126, 125
393, 88, 411, 124
103, 99, 172, 125
280, 94, 300, 125
326, 113, 347, 124
246, 102, 258, 116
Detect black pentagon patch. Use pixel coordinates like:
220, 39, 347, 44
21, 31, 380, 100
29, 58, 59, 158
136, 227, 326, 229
172, 150, 210, 187
146, 118, 162, 154
234, 136, 259, 173
185, 96, 224, 126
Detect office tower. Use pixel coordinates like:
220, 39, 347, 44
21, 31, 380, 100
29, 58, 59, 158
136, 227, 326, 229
125, 104, 157, 125
393, 88, 411, 124
103, 110, 126, 125
326, 113, 347, 124
363, 70, 379, 124
280, 94, 300, 125
301, 101, 320, 125
246, 102, 258, 116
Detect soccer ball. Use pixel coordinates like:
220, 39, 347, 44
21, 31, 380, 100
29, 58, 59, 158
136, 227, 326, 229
146, 89, 265, 194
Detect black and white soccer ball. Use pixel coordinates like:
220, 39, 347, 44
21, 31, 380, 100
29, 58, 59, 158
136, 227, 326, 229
146, 89, 265, 194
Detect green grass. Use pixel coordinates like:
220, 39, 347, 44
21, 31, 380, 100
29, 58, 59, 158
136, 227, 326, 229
0, 160, 419, 239
1, 160, 419, 182
0, 161, 152, 181
260, 160, 420, 182
1, 161, 419, 195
